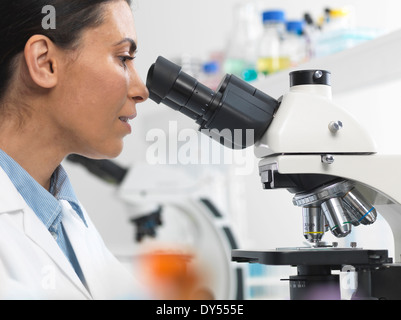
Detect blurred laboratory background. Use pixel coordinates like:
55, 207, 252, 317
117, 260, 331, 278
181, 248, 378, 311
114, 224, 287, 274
63, 0, 401, 299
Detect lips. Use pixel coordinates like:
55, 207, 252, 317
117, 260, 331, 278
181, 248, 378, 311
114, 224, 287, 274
119, 116, 130, 123
119, 114, 136, 123
119, 114, 135, 134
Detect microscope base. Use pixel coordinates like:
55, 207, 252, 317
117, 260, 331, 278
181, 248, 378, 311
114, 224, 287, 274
232, 248, 401, 300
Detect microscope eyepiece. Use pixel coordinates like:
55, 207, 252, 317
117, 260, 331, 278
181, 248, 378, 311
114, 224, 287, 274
146, 56, 279, 149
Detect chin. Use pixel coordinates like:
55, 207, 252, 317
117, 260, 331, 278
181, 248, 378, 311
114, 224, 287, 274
80, 142, 124, 160
100, 147, 124, 160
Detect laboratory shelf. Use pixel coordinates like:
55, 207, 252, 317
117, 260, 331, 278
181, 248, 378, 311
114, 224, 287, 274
254, 28, 401, 98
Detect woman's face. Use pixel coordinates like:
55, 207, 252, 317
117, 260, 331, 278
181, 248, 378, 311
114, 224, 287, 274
52, 0, 148, 159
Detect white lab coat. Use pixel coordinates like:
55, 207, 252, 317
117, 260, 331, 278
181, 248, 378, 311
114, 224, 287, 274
0, 167, 145, 300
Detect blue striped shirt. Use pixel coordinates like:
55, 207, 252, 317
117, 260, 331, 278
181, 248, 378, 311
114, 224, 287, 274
0, 149, 87, 283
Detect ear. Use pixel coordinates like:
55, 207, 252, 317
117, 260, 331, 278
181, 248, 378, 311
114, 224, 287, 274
24, 35, 58, 89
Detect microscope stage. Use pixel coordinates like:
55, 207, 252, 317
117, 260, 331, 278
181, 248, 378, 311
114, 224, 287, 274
232, 248, 391, 268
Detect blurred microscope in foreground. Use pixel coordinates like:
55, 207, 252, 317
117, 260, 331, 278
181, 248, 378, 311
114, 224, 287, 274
66, 155, 244, 300
146, 56, 401, 300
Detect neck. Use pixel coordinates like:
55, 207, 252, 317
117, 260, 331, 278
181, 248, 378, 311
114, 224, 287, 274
0, 115, 66, 190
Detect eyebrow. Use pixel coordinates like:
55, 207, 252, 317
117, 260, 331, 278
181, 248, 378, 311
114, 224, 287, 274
114, 37, 137, 54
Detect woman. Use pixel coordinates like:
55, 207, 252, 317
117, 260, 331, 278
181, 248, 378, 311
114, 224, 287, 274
0, 0, 149, 299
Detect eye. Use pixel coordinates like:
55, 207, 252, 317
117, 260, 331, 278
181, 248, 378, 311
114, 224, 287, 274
118, 55, 135, 68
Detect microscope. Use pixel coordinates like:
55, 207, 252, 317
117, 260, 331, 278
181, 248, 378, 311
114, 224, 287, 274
146, 56, 401, 300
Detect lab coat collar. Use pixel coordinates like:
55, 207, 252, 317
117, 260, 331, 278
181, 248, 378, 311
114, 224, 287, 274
60, 201, 101, 299
22, 204, 92, 299
0, 167, 26, 214
0, 167, 92, 299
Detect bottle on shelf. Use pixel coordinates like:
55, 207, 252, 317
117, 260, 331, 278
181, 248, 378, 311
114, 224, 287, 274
303, 12, 320, 60
256, 10, 287, 77
223, 2, 262, 82
200, 60, 221, 90
315, 7, 380, 58
283, 20, 307, 67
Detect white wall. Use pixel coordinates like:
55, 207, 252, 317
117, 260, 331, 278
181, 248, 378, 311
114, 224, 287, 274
64, 0, 401, 259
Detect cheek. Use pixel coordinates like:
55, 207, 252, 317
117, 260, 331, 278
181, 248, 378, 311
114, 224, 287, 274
84, 62, 128, 107
68, 61, 129, 121
56, 59, 130, 149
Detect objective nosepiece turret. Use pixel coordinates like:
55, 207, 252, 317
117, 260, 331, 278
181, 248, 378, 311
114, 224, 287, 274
294, 180, 378, 244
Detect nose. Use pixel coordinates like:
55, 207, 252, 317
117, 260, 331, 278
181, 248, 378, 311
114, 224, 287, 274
129, 69, 149, 103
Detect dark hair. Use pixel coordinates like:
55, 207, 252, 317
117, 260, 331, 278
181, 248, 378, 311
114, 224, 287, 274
0, 0, 132, 101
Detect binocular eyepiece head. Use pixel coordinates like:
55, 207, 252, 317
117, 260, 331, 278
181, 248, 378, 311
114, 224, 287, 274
146, 56, 279, 149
